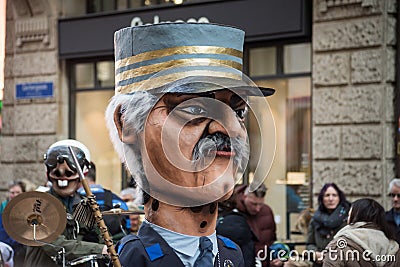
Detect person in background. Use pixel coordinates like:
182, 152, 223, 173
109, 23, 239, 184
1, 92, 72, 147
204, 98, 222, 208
306, 183, 350, 267
235, 183, 283, 267
385, 178, 400, 244
286, 185, 306, 214
125, 201, 143, 234
324, 198, 400, 267
78, 161, 130, 242
119, 187, 137, 204
217, 188, 256, 267
0, 181, 26, 213
24, 139, 107, 267
0, 181, 27, 266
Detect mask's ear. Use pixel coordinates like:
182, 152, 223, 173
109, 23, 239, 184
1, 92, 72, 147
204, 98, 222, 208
114, 104, 137, 144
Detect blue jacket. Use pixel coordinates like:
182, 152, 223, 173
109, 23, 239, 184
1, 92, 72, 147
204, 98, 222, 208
117, 222, 244, 267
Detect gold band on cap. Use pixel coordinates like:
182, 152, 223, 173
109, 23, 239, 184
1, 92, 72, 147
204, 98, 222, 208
115, 46, 243, 70
116, 58, 242, 85
115, 70, 243, 95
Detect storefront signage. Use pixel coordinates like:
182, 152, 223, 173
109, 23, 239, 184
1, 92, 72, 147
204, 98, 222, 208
58, 0, 311, 59
131, 15, 209, 27
16, 82, 54, 99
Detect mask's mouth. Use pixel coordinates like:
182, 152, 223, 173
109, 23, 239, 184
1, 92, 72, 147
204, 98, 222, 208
49, 175, 80, 188
56, 179, 77, 188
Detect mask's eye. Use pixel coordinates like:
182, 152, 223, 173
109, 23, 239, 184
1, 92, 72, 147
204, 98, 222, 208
53, 169, 62, 177
65, 170, 75, 177
177, 105, 207, 116
235, 108, 248, 120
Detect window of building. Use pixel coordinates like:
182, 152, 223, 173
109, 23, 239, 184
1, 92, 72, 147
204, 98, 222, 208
284, 43, 311, 74
62, 0, 212, 16
247, 42, 311, 242
70, 59, 123, 193
249, 47, 277, 76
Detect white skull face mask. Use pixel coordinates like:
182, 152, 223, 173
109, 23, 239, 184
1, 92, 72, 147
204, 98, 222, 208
44, 143, 89, 198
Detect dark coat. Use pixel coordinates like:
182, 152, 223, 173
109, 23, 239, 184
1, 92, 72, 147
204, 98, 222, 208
385, 208, 400, 244
117, 222, 244, 267
235, 185, 277, 251
217, 210, 256, 267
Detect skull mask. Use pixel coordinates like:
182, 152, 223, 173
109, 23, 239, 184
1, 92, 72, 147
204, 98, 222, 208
44, 140, 90, 198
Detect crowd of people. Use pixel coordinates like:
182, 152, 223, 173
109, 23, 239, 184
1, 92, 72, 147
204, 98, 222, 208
217, 181, 400, 267
1, 22, 400, 267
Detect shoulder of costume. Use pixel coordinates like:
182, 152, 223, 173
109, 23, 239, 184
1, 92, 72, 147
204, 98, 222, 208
116, 234, 141, 254
118, 223, 171, 262
217, 235, 239, 250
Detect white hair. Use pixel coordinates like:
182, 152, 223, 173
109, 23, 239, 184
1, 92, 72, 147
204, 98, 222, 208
120, 187, 137, 198
105, 91, 157, 195
388, 178, 400, 192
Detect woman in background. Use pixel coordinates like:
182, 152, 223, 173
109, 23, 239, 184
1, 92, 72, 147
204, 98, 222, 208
0, 181, 26, 213
306, 183, 350, 267
0, 181, 27, 266
323, 198, 400, 267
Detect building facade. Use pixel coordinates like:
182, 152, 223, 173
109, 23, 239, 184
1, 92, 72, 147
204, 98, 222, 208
0, 0, 398, 241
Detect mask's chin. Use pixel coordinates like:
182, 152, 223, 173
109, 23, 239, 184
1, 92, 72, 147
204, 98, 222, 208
50, 177, 80, 198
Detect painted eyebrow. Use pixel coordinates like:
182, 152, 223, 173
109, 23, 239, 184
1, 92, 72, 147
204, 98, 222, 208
230, 94, 246, 108
174, 92, 215, 98
174, 92, 246, 109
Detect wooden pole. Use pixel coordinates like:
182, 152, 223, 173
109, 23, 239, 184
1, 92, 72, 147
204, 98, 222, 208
68, 146, 121, 267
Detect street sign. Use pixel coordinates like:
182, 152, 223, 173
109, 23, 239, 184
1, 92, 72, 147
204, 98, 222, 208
16, 82, 54, 99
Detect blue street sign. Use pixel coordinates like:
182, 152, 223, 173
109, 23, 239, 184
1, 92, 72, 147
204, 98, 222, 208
16, 82, 54, 99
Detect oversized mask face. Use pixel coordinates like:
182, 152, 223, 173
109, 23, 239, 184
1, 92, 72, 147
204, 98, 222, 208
121, 89, 250, 206
44, 146, 87, 198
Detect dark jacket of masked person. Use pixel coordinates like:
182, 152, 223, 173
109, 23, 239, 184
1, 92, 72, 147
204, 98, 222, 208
24, 188, 105, 267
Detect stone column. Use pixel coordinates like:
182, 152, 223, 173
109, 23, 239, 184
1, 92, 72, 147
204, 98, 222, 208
0, 0, 62, 195
312, 0, 397, 208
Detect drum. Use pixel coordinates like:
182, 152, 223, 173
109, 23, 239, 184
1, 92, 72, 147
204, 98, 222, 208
69, 254, 110, 267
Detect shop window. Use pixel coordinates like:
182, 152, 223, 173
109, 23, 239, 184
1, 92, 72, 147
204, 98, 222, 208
87, 0, 117, 13
62, 0, 211, 16
249, 47, 276, 77
86, 0, 205, 13
71, 59, 123, 193
284, 43, 311, 74
96, 61, 115, 87
125, 0, 144, 8
75, 63, 94, 89
247, 43, 311, 244
75, 90, 122, 193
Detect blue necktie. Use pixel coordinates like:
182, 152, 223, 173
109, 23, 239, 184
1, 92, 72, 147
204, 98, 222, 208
194, 236, 214, 267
